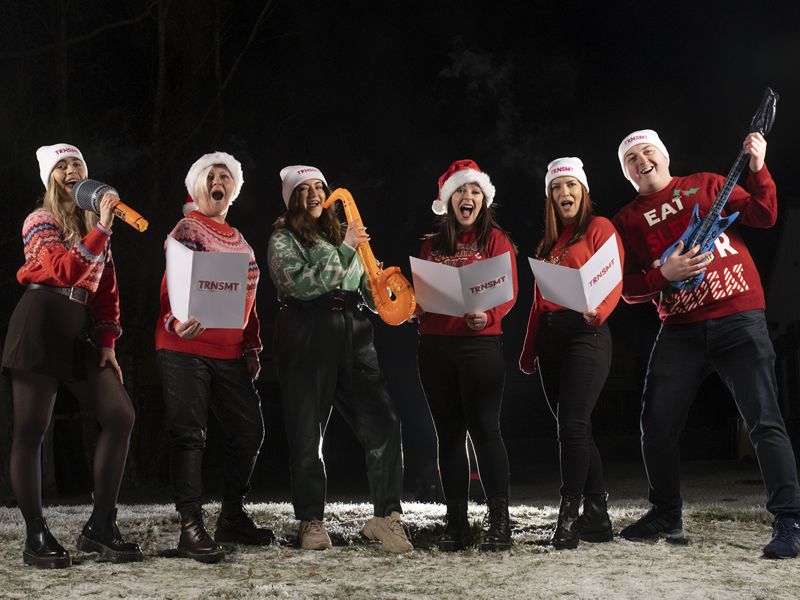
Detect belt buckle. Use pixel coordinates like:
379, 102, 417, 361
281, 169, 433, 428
331, 295, 345, 311
67, 287, 84, 303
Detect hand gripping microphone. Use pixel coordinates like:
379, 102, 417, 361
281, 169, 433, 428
71, 179, 149, 232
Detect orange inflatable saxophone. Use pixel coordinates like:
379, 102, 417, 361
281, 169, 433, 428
322, 188, 416, 326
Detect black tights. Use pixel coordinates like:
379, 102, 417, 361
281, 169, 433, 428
10, 368, 135, 521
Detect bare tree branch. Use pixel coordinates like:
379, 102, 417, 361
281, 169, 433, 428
0, 1, 159, 59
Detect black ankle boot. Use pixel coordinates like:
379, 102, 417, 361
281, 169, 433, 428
214, 501, 275, 545
23, 516, 71, 569
552, 495, 581, 549
480, 497, 511, 551
575, 493, 614, 543
178, 508, 225, 563
77, 508, 144, 563
437, 499, 472, 551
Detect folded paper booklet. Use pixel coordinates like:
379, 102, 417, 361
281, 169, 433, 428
409, 251, 513, 317
165, 236, 249, 329
528, 234, 621, 312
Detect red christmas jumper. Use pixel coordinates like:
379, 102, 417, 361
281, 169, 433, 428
155, 210, 261, 359
17, 208, 121, 349
417, 227, 517, 337
519, 216, 624, 373
611, 167, 775, 324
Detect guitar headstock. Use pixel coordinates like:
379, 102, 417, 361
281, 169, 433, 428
750, 87, 779, 136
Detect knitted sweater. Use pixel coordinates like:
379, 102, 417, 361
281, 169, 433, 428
16, 208, 121, 349
155, 211, 261, 358
417, 227, 517, 336
519, 216, 624, 374
612, 167, 775, 324
267, 228, 375, 309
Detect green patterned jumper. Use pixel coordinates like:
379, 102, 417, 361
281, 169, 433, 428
267, 228, 375, 310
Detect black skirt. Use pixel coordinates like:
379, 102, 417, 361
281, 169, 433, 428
2, 287, 98, 381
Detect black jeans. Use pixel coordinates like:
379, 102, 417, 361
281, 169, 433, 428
641, 309, 800, 516
274, 299, 403, 521
157, 349, 264, 513
536, 311, 612, 498
417, 334, 510, 500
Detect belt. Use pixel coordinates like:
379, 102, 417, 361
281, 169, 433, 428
27, 282, 90, 305
281, 290, 362, 312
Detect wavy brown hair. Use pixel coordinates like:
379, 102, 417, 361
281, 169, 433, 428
424, 198, 516, 257
41, 170, 98, 247
272, 184, 344, 248
536, 183, 593, 259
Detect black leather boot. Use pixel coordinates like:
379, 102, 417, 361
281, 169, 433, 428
480, 497, 511, 551
23, 516, 71, 569
214, 501, 275, 545
437, 498, 472, 551
77, 508, 144, 563
575, 493, 614, 543
177, 508, 225, 563
551, 495, 581, 549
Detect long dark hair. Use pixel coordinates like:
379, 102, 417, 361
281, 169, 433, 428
424, 200, 516, 256
272, 184, 344, 248
536, 184, 593, 258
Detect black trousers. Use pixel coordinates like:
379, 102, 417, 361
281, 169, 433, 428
536, 311, 612, 498
156, 349, 264, 513
274, 298, 403, 521
641, 310, 800, 516
417, 334, 510, 500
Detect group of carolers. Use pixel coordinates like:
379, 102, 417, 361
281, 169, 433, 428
3, 125, 800, 569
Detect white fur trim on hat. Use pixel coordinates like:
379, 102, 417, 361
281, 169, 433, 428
279, 165, 328, 207
544, 157, 589, 196
433, 161, 496, 215
617, 129, 670, 187
185, 151, 244, 202
36, 143, 87, 188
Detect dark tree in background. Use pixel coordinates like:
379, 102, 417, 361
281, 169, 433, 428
2, 0, 799, 498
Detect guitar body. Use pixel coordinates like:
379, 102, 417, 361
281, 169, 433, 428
659, 203, 740, 291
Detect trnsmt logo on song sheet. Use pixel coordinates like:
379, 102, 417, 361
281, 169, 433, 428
197, 280, 241, 292
469, 275, 507, 295
588, 259, 615, 288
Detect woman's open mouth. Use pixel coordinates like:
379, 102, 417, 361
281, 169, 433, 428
211, 191, 224, 201
459, 203, 474, 219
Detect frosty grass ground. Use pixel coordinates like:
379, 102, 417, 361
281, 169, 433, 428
1, 483, 799, 600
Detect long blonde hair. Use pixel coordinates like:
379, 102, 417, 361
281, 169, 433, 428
42, 171, 98, 247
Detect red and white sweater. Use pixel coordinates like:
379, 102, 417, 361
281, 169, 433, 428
612, 167, 776, 324
155, 211, 262, 359
518, 217, 624, 374
16, 208, 121, 349
417, 227, 517, 337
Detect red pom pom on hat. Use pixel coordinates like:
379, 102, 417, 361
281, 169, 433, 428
183, 194, 199, 216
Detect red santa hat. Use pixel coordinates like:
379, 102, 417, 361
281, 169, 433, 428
544, 157, 589, 196
183, 151, 244, 212
36, 143, 87, 188
432, 159, 496, 215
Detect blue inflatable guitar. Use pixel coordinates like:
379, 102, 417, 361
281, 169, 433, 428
660, 87, 779, 294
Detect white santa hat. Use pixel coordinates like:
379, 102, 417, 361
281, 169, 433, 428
544, 157, 589, 196
279, 165, 328, 207
432, 159, 496, 215
183, 151, 244, 215
36, 143, 87, 188
617, 129, 670, 186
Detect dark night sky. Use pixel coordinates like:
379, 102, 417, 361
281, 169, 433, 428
2, 0, 799, 485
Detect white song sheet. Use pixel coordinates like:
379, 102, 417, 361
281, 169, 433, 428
166, 236, 249, 329
409, 251, 513, 317
528, 234, 621, 312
